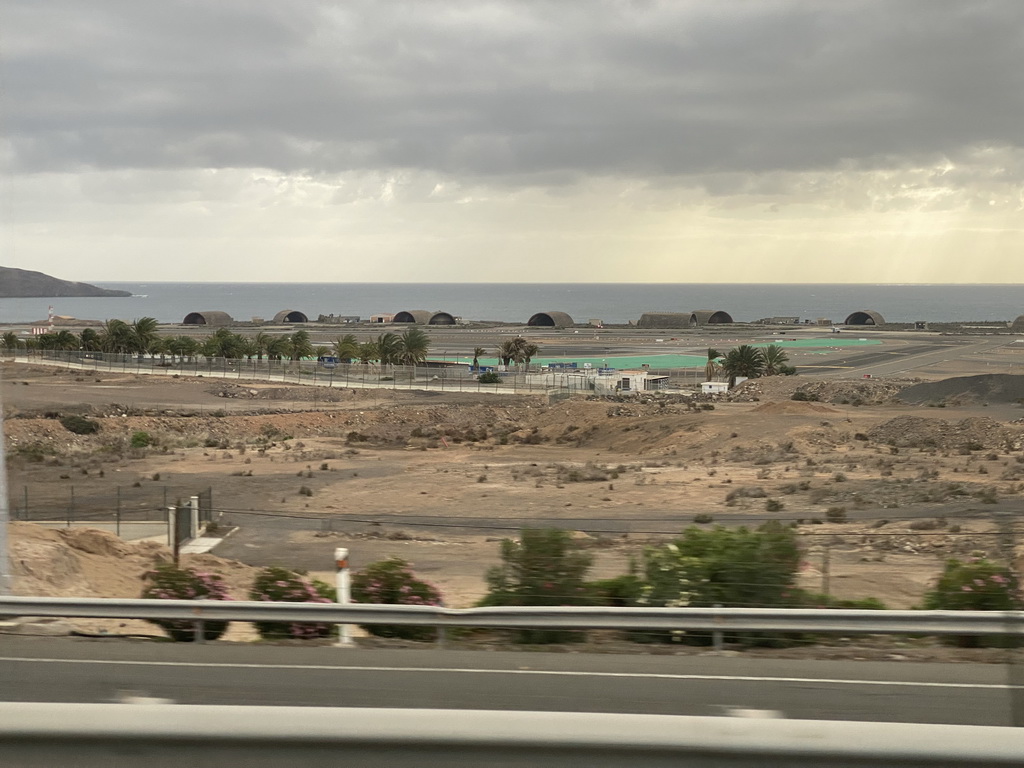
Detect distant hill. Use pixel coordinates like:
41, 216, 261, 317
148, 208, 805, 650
0, 267, 131, 298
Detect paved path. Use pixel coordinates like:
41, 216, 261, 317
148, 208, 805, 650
1, 637, 1021, 725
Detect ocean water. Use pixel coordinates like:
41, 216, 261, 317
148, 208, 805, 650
1, 283, 1022, 326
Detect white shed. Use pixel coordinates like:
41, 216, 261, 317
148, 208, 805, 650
701, 381, 729, 394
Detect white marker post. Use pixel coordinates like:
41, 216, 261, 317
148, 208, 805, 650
335, 547, 353, 647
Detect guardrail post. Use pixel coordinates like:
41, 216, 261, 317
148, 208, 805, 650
335, 548, 353, 647
713, 603, 724, 651
193, 618, 206, 644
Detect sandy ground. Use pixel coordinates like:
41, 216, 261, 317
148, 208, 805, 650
6, 357, 1024, 627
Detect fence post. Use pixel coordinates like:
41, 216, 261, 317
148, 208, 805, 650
116, 486, 121, 538
190, 496, 200, 538
68, 486, 74, 528
23, 486, 28, 521
170, 507, 180, 564
335, 547, 353, 647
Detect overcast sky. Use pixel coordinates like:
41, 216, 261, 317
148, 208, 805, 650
2, 0, 1022, 283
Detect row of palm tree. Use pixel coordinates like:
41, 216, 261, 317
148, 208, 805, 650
331, 330, 430, 366
496, 338, 540, 368
2, 320, 431, 366
706, 344, 794, 386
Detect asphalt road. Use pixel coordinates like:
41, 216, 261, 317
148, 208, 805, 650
1, 637, 1022, 725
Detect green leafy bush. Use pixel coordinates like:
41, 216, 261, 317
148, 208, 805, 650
922, 558, 1021, 647
249, 566, 336, 640
351, 558, 443, 641
60, 414, 100, 435
478, 371, 501, 384
141, 564, 231, 641
481, 528, 593, 643
634, 522, 800, 644
131, 431, 154, 448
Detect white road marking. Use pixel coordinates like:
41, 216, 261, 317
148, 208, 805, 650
0, 656, 1015, 690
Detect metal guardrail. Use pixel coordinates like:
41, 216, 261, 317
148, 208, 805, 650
2, 596, 1024, 636
2, 704, 1023, 767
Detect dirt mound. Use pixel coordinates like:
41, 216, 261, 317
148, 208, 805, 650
728, 377, 913, 405
753, 401, 839, 415
866, 415, 1022, 451
899, 374, 1024, 406
8, 523, 263, 638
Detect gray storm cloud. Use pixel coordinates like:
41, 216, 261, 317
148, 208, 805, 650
4, 0, 1023, 181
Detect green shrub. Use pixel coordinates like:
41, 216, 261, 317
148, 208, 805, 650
922, 558, 1022, 647
588, 574, 644, 607
141, 564, 231, 642
249, 567, 335, 640
131, 431, 154, 448
351, 558, 443, 642
765, 498, 784, 512
634, 522, 800, 645
481, 528, 593, 643
60, 414, 100, 435
693, 513, 714, 524
478, 371, 501, 384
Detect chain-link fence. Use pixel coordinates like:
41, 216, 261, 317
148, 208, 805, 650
10, 484, 214, 544
20, 350, 582, 396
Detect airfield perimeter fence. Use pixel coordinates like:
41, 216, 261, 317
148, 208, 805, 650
17, 349, 615, 397
9, 483, 216, 544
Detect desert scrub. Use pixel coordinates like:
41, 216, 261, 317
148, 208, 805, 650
249, 566, 335, 640
60, 414, 100, 435
141, 564, 231, 642
351, 558, 443, 641
477, 371, 501, 384
131, 430, 154, 448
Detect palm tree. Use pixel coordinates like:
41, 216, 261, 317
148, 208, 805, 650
252, 332, 272, 361
472, 346, 486, 370
497, 338, 526, 367
131, 317, 160, 353
313, 345, 331, 360
521, 343, 540, 369
761, 345, 790, 376
333, 334, 360, 363
704, 348, 721, 382
99, 319, 135, 353
357, 341, 379, 364
265, 335, 291, 362
721, 345, 766, 387
397, 328, 430, 366
79, 328, 101, 351
1, 331, 18, 353
289, 330, 313, 361
52, 330, 79, 350
375, 332, 401, 366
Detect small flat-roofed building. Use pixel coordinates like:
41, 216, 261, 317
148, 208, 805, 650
369, 314, 395, 324
617, 370, 670, 392
701, 381, 729, 394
